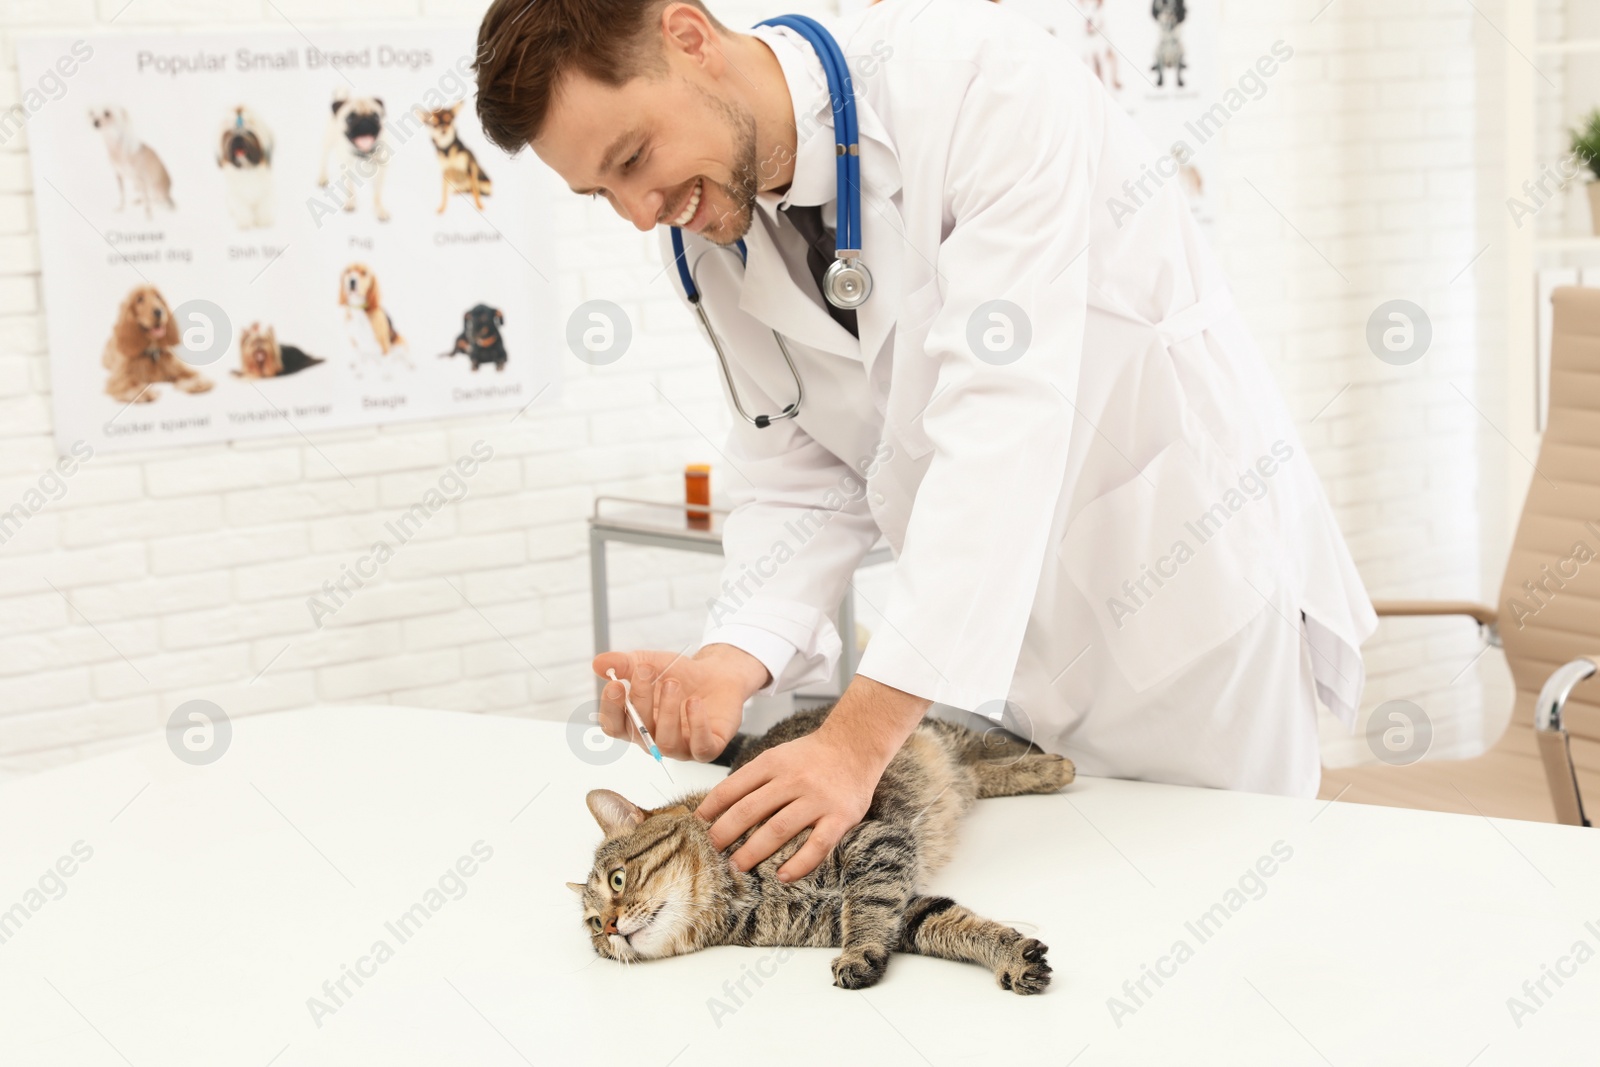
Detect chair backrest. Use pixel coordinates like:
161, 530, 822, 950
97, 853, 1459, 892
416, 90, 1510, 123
1497, 286, 1600, 823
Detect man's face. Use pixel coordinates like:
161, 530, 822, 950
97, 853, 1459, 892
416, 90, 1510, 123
535, 66, 760, 247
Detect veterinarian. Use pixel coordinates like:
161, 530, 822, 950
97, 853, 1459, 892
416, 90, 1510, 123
473, 0, 1377, 882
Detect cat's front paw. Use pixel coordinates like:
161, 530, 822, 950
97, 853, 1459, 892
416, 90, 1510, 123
996, 937, 1052, 995
831, 945, 890, 990
1044, 753, 1076, 788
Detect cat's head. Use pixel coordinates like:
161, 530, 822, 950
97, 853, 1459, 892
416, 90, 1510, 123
568, 788, 717, 962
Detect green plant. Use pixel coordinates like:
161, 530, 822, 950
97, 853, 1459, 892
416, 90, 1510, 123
1569, 109, 1600, 180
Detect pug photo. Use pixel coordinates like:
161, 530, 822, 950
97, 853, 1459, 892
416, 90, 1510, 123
317, 88, 391, 221
217, 105, 274, 230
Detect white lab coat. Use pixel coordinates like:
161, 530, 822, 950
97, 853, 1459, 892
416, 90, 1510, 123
660, 0, 1377, 795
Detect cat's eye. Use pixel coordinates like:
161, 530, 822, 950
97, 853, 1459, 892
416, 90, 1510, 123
587, 916, 601, 934
609, 869, 626, 893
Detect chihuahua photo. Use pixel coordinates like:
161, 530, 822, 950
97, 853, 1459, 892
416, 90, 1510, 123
416, 102, 494, 214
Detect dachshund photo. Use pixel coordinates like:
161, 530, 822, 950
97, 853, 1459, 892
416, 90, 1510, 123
233, 323, 324, 379
89, 106, 174, 220
441, 304, 508, 371
217, 105, 274, 230
415, 102, 493, 214
338, 263, 412, 377
318, 88, 392, 221
1151, 0, 1188, 88
101, 286, 213, 403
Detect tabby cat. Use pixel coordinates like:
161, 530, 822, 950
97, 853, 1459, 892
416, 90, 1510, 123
567, 706, 1075, 993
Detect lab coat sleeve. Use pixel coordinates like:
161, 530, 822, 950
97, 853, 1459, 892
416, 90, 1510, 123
852, 51, 1093, 710
654, 230, 887, 695
702, 417, 887, 695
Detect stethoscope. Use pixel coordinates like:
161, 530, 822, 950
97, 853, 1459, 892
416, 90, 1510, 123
670, 13, 870, 429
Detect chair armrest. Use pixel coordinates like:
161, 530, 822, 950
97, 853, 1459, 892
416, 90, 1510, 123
1534, 656, 1600, 732
1534, 656, 1599, 828
1371, 599, 1498, 627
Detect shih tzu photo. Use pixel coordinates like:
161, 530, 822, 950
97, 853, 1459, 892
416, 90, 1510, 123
217, 105, 274, 230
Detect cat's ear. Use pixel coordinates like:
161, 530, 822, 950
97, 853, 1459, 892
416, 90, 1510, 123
565, 881, 587, 896
586, 789, 646, 838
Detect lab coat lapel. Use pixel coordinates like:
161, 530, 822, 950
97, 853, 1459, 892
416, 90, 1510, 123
736, 214, 859, 361
851, 101, 906, 379
735, 70, 906, 371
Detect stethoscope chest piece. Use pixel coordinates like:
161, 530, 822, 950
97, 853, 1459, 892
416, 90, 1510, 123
824, 257, 872, 310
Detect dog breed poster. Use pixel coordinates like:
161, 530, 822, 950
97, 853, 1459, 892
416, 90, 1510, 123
979, 0, 1219, 227
18, 28, 560, 456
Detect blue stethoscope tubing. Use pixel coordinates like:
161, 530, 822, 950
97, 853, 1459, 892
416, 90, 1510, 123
670, 14, 870, 428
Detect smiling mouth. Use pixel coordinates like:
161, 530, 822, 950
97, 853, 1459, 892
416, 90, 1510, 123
668, 178, 703, 228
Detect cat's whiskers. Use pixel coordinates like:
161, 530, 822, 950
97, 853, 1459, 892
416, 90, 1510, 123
566, 951, 608, 974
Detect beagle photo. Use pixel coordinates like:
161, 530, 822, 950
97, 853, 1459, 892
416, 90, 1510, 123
88, 106, 174, 220
217, 105, 274, 230
338, 263, 412, 377
318, 88, 392, 221
101, 285, 213, 403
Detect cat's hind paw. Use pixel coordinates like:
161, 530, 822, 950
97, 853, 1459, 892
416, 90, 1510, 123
996, 937, 1052, 995
831, 945, 890, 990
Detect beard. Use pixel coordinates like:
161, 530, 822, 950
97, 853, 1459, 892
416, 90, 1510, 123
696, 85, 761, 247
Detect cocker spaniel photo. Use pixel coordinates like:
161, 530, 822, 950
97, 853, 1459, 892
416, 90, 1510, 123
101, 286, 213, 403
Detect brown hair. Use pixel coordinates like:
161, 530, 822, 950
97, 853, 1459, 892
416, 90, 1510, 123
474, 0, 729, 154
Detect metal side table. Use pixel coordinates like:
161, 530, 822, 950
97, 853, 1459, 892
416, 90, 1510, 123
588, 495, 893, 701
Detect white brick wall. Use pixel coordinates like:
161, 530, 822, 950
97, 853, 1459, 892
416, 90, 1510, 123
1215, 0, 1512, 764
0, 0, 1509, 776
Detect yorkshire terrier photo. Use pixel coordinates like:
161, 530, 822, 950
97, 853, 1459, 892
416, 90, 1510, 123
234, 323, 325, 379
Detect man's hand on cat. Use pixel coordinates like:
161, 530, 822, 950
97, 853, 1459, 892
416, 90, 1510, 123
696, 676, 931, 882
592, 645, 769, 762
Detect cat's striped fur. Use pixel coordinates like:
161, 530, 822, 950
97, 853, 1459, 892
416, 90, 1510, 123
568, 706, 1074, 993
